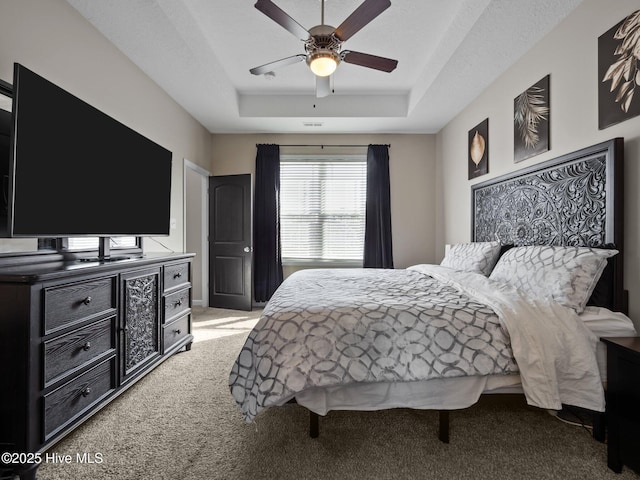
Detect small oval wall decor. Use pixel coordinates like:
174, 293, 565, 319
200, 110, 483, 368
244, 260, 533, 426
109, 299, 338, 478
470, 131, 486, 166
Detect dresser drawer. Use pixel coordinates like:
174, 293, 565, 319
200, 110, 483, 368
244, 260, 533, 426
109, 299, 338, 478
44, 277, 116, 333
43, 358, 115, 441
164, 287, 190, 323
164, 262, 190, 292
44, 316, 116, 387
163, 314, 190, 352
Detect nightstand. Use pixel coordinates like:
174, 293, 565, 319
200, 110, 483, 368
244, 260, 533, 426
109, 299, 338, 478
601, 337, 640, 474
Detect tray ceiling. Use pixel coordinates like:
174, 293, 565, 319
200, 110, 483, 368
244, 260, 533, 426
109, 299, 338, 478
66, 0, 584, 134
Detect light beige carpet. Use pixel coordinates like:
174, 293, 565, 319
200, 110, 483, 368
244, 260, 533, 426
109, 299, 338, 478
34, 308, 639, 480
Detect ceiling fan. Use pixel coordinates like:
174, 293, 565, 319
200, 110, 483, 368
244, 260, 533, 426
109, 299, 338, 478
250, 0, 398, 98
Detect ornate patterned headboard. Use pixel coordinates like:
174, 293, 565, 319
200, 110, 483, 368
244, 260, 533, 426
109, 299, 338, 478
471, 138, 626, 312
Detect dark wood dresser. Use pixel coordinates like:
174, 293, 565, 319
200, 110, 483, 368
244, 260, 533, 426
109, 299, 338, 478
0, 253, 194, 480
601, 336, 640, 474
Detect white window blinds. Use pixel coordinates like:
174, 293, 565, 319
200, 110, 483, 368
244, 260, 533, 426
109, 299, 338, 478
280, 155, 366, 263
67, 237, 138, 251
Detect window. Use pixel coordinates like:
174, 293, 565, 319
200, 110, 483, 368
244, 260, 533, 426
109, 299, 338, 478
280, 155, 366, 265
66, 237, 139, 251
35, 236, 142, 259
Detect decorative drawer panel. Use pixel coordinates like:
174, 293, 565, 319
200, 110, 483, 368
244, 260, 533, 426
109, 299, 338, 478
44, 316, 116, 387
44, 277, 116, 333
164, 287, 190, 323
163, 314, 190, 352
163, 262, 190, 292
122, 269, 160, 381
43, 358, 115, 441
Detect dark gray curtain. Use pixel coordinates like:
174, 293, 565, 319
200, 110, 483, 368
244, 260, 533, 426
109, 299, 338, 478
253, 144, 283, 302
364, 144, 394, 268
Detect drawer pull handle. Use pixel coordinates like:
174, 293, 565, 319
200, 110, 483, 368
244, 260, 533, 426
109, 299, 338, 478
174, 329, 181, 335
174, 272, 183, 279
81, 387, 92, 397
174, 299, 183, 307
83, 296, 92, 305
82, 342, 92, 351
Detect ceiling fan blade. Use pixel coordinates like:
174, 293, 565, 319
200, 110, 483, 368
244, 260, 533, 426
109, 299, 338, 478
316, 75, 331, 98
250, 54, 306, 75
342, 51, 398, 72
254, 0, 310, 41
334, 0, 391, 41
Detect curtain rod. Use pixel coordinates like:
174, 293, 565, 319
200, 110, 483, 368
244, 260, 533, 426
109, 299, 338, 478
257, 144, 390, 148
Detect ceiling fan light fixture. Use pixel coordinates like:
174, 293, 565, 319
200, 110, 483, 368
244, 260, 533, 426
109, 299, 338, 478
308, 51, 339, 77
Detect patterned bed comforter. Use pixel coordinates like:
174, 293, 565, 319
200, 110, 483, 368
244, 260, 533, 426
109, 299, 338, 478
229, 266, 604, 422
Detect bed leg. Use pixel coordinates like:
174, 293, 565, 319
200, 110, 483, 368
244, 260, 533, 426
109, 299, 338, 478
438, 410, 450, 443
309, 410, 319, 438
592, 411, 606, 442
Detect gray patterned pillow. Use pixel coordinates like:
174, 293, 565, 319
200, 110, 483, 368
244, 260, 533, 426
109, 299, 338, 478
489, 246, 618, 313
440, 241, 501, 276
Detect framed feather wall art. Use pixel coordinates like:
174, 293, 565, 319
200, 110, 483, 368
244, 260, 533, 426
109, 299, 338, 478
514, 75, 550, 163
468, 118, 489, 180
598, 9, 640, 129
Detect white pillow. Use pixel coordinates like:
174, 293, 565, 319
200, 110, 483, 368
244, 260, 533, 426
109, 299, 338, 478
489, 245, 617, 313
440, 241, 501, 276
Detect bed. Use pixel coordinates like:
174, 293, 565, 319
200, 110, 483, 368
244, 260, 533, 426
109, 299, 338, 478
229, 138, 636, 442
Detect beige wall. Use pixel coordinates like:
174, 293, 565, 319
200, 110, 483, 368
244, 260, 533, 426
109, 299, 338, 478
436, 0, 640, 323
0, 0, 212, 254
185, 165, 205, 303
212, 133, 436, 269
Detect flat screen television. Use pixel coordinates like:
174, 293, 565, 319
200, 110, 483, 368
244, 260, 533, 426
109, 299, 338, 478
7, 63, 172, 240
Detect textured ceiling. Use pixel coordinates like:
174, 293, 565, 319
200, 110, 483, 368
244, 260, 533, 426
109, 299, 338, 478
66, 0, 584, 134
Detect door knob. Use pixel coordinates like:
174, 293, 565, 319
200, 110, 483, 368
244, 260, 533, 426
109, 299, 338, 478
243, 246, 251, 253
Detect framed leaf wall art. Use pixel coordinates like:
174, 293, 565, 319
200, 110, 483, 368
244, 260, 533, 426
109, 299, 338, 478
514, 75, 550, 163
598, 9, 640, 129
468, 118, 488, 180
